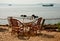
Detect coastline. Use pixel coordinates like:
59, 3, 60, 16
0, 26, 60, 41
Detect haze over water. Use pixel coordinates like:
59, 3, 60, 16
0, 3, 60, 24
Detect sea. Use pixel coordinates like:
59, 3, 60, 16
0, 3, 60, 25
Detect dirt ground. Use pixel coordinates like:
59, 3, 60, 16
0, 26, 60, 41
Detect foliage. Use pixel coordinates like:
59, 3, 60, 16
57, 22, 60, 31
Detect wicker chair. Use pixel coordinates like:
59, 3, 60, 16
23, 17, 44, 36
7, 17, 23, 35
8, 17, 31, 39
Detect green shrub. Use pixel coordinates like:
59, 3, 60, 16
57, 22, 60, 31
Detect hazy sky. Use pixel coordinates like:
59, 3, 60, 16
0, 0, 60, 4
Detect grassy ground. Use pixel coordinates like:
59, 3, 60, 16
0, 26, 60, 41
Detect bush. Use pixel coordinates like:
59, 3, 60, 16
57, 22, 60, 31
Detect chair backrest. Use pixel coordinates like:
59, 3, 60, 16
32, 17, 45, 30
36, 17, 42, 25
7, 17, 22, 27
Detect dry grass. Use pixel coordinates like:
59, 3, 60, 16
0, 26, 60, 41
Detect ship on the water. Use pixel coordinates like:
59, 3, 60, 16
42, 4, 54, 7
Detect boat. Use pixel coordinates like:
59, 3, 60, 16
42, 4, 54, 7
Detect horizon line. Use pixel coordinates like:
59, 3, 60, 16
0, 3, 60, 5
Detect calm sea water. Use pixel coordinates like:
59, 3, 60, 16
0, 4, 60, 25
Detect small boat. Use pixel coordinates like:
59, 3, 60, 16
42, 4, 54, 7
8, 4, 12, 6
